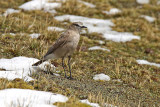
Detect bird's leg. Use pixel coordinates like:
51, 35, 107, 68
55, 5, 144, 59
62, 57, 67, 78
67, 56, 73, 79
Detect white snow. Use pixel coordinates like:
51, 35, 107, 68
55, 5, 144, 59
0, 56, 55, 81
19, 0, 61, 13
2, 33, 16, 36
47, 26, 64, 31
88, 46, 110, 52
103, 31, 140, 42
103, 8, 121, 15
55, 15, 114, 33
0, 57, 38, 71
29, 33, 41, 38
136, 60, 160, 67
104, 103, 117, 107
3, 8, 20, 17
98, 40, 105, 45
45, 9, 57, 14
78, 0, 96, 8
54, 15, 140, 42
80, 99, 100, 107
136, 0, 150, 4
112, 79, 122, 83
93, 73, 110, 81
53, 73, 60, 76
0, 70, 34, 82
0, 88, 68, 107
140, 15, 155, 23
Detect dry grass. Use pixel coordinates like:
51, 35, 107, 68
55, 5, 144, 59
0, 0, 160, 106
0, 78, 34, 90
55, 96, 91, 107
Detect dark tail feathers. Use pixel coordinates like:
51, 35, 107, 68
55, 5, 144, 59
32, 60, 46, 66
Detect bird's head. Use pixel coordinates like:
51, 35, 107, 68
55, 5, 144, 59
70, 22, 87, 33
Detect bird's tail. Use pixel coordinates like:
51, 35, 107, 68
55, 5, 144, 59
32, 60, 46, 66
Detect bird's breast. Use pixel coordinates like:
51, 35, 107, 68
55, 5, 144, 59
71, 34, 80, 47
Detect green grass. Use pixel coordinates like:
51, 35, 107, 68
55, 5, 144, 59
0, 0, 160, 106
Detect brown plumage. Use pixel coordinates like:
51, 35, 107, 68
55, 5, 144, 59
32, 22, 87, 79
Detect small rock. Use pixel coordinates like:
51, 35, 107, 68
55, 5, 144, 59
144, 48, 153, 54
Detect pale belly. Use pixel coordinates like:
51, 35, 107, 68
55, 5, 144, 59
44, 34, 80, 60
45, 41, 79, 60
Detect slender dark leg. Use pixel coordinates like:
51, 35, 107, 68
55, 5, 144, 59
62, 57, 67, 78
67, 56, 73, 79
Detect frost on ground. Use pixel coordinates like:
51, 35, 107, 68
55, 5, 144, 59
80, 99, 100, 107
88, 46, 110, 52
140, 15, 155, 23
19, 0, 61, 13
136, 0, 150, 4
136, 60, 160, 67
0, 88, 68, 107
29, 33, 41, 38
78, 0, 96, 8
47, 26, 64, 31
55, 15, 140, 42
93, 73, 110, 81
103, 8, 121, 15
3, 8, 20, 17
0, 56, 55, 81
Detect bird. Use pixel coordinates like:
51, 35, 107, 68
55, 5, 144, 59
32, 22, 87, 79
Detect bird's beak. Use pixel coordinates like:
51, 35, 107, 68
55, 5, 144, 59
81, 26, 87, 28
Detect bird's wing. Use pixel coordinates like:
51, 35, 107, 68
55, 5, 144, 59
43, 31, 70, 58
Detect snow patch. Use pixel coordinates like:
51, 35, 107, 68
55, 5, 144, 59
54, 15, 140, 42
93, 73, 110, 81
103, 8, 121, 15
0, 57, 38, 72
3, 8, 20, 16
47, 26, 64, 31
80, 99, 100, 107
0, 56, 55, 81
136, 60, 160, 67
78, 0, 96, 8
88, 46, 110, 52
54, 15, 114, 33
2, 33, 16, 36
19, 0, 61, 13
0, 88, 68, 107
103, 31, 140, 42
0, 70, 34, 82
112, 79, 123, 83
45, 9, 57, 14
140, 15, 155, 23
29, 33, 41, 38
136, 0, 150, 4
104, 103, 117, 107
98, 40, 105, 45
